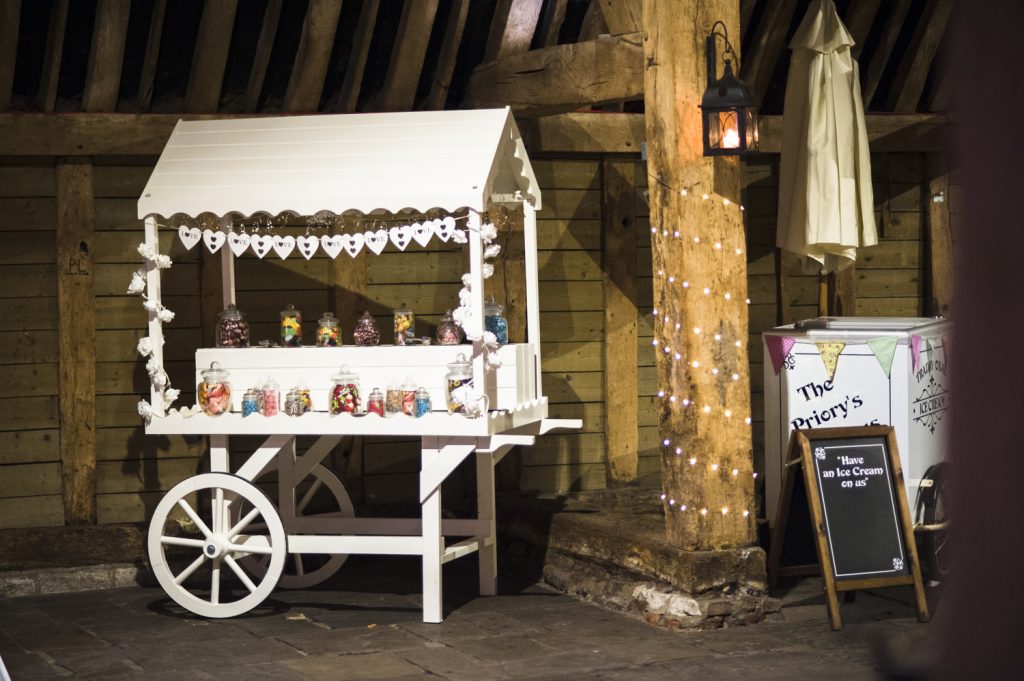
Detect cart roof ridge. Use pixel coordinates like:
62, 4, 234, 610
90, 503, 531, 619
137, 108, 541, 220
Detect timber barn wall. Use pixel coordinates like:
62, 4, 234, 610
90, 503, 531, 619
0, 151, 951, 528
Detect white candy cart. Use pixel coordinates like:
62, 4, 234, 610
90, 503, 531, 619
137, 109, 579, 621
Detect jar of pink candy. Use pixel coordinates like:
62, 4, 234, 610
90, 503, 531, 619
197, 362, 232, 416
260, 377, 280, 417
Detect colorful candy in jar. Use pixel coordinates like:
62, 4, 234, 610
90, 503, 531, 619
285, 389, 306, 416
281, 304, 303, 347
241, 388, 259, 417
367, 387, 385, 416
401, 378, 417, 416
353, 310, 380, 346
329, 365, 361, 414
216, 304, 250, 348
299, 387, 312, 412
316, 312, 341, 347
261, 377, 280, 417
393, 303, 415, 345
436, 310, 463, 345
385, 380, 403, 417
484, 296, 509, 345
445, 353, 472, 414
198, 362, 232, 416
414, 387, 432, 418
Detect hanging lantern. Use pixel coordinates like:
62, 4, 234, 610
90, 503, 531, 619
700, 22, 759, 157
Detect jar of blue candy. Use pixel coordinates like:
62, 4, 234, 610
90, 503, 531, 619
414, 387, 431, 417
484, 296, 508, 345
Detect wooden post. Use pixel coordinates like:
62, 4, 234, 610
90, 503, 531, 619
926, 152, 953, 317
56, 158, 97, 525
602, 158, 639, 486
642, 0, 756, 549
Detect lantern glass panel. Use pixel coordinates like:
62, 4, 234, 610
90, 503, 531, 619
717, 111, 740, 149
744, 109, 759, 151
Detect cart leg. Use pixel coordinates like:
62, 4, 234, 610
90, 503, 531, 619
476, 451, 497, 596
210, 435, 229, 473
421, 437, 444, 623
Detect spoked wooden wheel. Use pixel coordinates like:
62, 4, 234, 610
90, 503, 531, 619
147, 473, 286, 618
238, 463, 354, 589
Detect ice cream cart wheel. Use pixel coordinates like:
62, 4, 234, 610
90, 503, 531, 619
918, 462, 952, 582
236, 463, 354, 589
147, 473, 286, 618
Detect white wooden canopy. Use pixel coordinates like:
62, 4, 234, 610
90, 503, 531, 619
137, 107, 540, 220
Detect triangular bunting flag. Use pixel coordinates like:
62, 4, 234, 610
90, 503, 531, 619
866, 336, 898, 378
815, 341, 846, 382
765, 335, 797, 375
911, 335, 922, 371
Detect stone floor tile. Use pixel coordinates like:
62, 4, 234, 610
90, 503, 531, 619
279, 651, 427, 679
398, 641, 512, 680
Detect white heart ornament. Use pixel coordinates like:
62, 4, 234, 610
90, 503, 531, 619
433, 218, 454, 242
389, 225, 412, 251
179, 225, 202, 250
365, 229, 388, 255
272, 234, 296, 259
203, 229, 226, 253
251, 234, 274, 259
320, 234, 345, 259
411, 222, 433, 248
343, 232, 364, 258
228, 232, 251, 257
296, 235, 319, 259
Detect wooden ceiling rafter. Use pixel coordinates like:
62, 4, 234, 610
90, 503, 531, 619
135, 0, 167, 113
739, 0, 757, 36
597, 0, 642, 36
283, 0, 344, 113
184, 0, 239, 114
82, 0, 131, 113
36, 0, 69, 112
887, 0, 954, 113
860, 0, 911, 106
331, 0, 379, 112
537, 0, 568, 48
741, 0, 798, 103
485, 0, 543, 63
577, 0, 608, 42
373, 0, 441, 112
241, 0, 282, 113
0, 0, 20, 113
423, 0, 472, 111
843, 0, 882, 59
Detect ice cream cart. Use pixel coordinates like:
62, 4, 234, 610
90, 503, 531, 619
134, 109, 579, 621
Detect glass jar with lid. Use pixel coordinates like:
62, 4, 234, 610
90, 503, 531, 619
401, 377, 417, 416
484, 296, 508, 345
241, 388, 259, 417
385, 378, 403, 417
414, 387, 432, 417
445, 353, 472, 414
216, 304, 250, 348
353, 310, 380, 346
316, 312, 341, 347
281, 304, 303, 347
436, 310, 463, 345
198, 362, 232, 416
329, 365, 361, 414
260, 377, 280, 416
367, 387, 385, 416
394, 303, 415, 345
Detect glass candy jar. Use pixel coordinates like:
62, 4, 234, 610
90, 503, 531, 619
353, 310, 380, 346
385, 379, 403, 417
445, 353, 472, 414
401, 377, 417, 416
484, 296, 508, 345
367, 387, 385, 417
285, 389, 306, 416
198, 362, 232, 416
260, 377, 280, 417
330, 365, 361, 414
216, 304, 249, 348
316, 312, 341, 347
394, 303, 415, 345
241, 388, 259, 417
436, 310, 463, 345
281, 304, 302, 347
414, 387, 432, 418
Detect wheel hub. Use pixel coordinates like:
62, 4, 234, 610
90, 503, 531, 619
204, 537, 226, 559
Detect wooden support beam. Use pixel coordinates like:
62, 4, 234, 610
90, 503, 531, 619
577, 0, 608, 42
757, 114, 951, 153
82, 0, 131, 112
643, 0, 756, 549
135, 0, 167, 112
740, 0, 756, 38
518, 111, 645, 153
56, 158, 97, 525
888, 0, 953, 113
283, 0, 344, 112
485, 0, 515, 62
485, 0, 543, 62
538, 0, 568, 47
333, 0, 379, 112
861, 0, 911, 107
598, 0, 641, 35
463, 33, 643, 115
925, 60, 952, 113
828, 267, 856, 316
926, 152, 953, 317
184, 0, 239, 113
423, 0, 471, 110
373, 0, 439, 112
0, 0, 20, 112
329, 253, 367, 350
602, 158, 639, 487
241, 0, 282, 113
36, 0, 69, 112
843, 0, 881, 58
740, 0, 798, 103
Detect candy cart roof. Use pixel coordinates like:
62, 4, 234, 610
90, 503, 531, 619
137, 107, 540, 220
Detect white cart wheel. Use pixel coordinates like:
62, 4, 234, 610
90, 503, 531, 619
147, 473, 286, 618
239, 463, 354, 589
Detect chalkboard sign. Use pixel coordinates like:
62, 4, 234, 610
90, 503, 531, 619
768, 426, 929, 630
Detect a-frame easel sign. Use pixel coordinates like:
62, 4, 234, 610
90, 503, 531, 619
768, 426, 930, 630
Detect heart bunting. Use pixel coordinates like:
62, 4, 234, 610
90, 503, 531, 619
389, 225, 412, 251
227, 232, 251, 257
272, 235, 296, 259
250, 234, 274, 259
203, 229, 226, 254
296, 235, 319, 259
365, 229, 388, 255
411, 222, 433, 248
320, 234, 345, 259
179, 226, 202, 250
434, 217, 455, 242
343, 232, 365, 257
